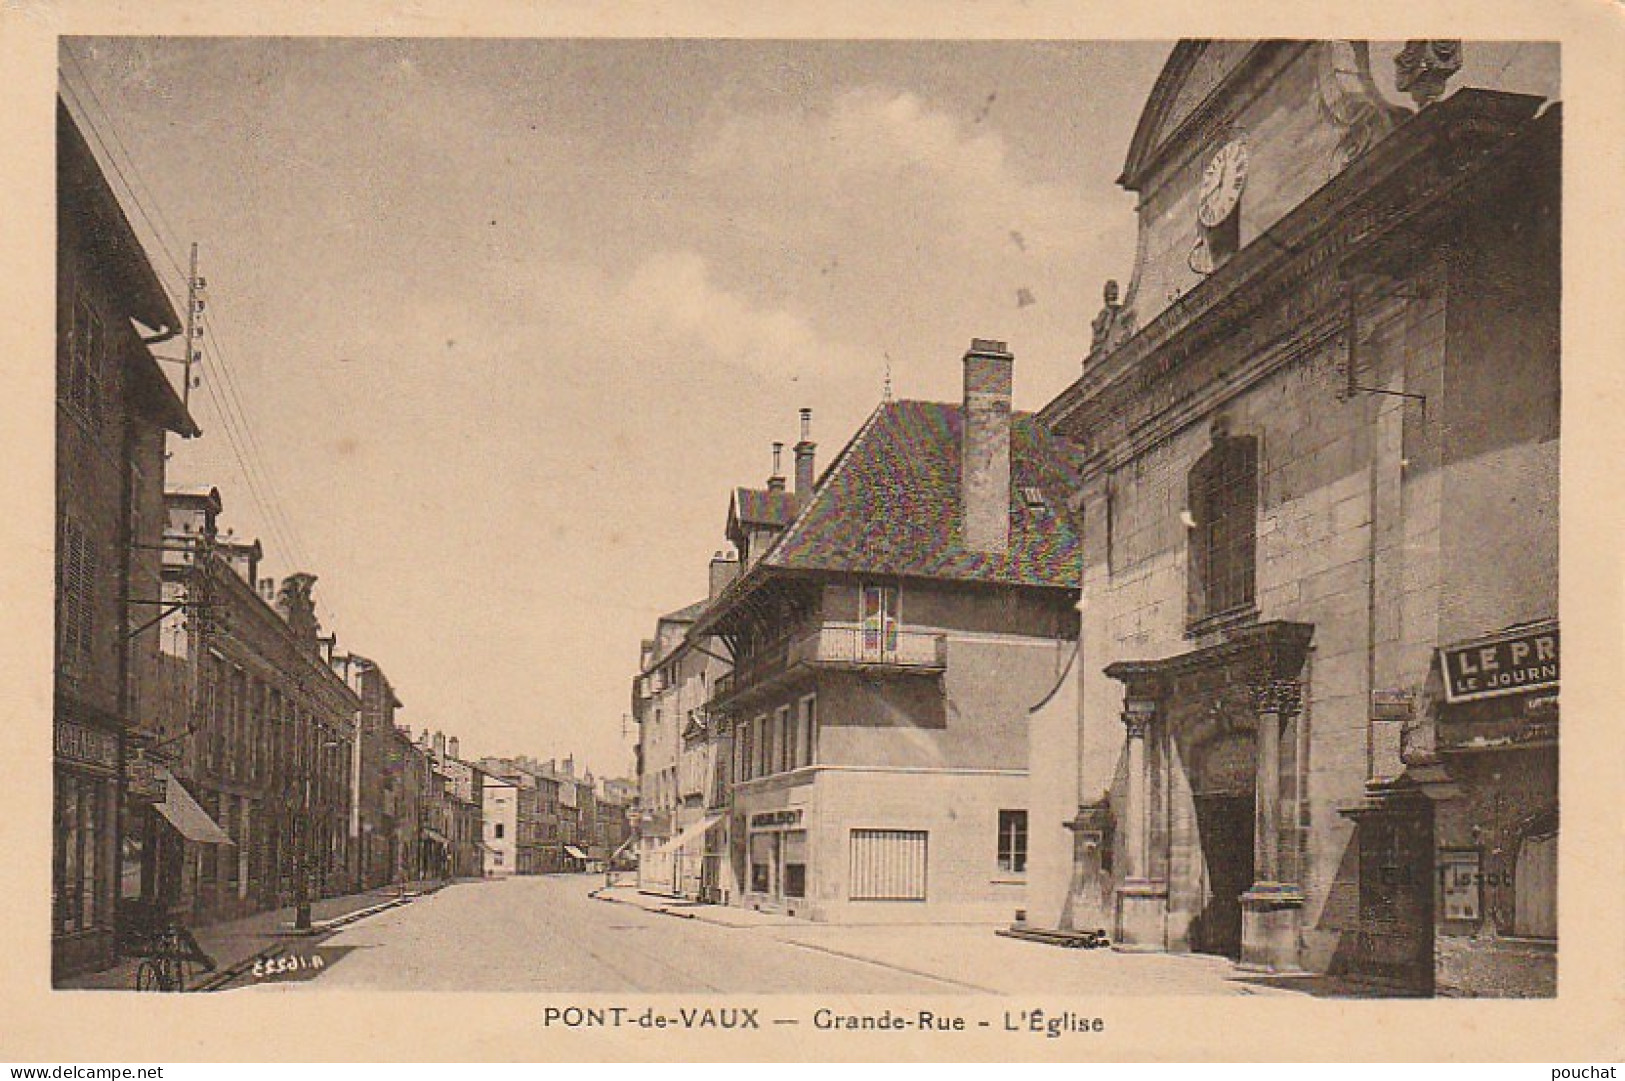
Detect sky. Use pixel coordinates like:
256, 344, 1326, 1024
60, 37, 1171, 775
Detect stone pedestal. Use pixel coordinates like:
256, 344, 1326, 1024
1114, 878, 1168, 951
1059, 801, 1114, 933
1239, 882, 1305, 972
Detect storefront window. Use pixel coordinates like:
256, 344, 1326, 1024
783, 831, 807, 898
53, 769, 111, 936
749, 832, 773, 895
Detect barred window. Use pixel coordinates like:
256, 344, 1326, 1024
997, 809, 1028, 874
57, 518, 96, 673
849, 828, 927, 901
1187, 434, 1258, 626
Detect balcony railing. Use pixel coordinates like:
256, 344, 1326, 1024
708, 622, 947, 711
789, 621, 947, 670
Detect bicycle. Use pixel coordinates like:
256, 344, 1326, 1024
133, 917, 216, 992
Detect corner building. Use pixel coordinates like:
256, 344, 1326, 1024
1031, 41, 1558, 992
695, 342, 1083, 923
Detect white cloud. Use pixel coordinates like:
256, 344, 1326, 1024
693, 87, 1096, 257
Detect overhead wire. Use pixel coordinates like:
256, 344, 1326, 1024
58, 50, 336, 619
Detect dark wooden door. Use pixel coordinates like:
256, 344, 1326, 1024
1192, 794, 1254, 959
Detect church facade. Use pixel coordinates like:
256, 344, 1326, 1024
1029, 41, 1559, 994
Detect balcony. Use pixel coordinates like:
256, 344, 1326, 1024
707, 621, 946, 712
790, 622, 947, 671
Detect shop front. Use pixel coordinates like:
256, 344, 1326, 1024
52, 710, 123, 979
1429, 621, 1558, 997
1341, 620, 1558, 996
745, 808, 809, 916
118, 759, 235, 947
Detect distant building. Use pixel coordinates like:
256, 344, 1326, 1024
334, 653, 404, 891
633, 588, 734, 898
481, 774, 519, 876
383, 725, 431, 883
430, 735, 487, 879
150, 491, 359, 927
54, 100, 200, 979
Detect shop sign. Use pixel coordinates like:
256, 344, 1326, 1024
750, 808, 803, 829
1439, 849, 1484, 922
54, 719, 119, 771
1440, 625, 1559, 704
126, 753, 168, 803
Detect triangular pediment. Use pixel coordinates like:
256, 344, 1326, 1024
1119, 40, 1274, 191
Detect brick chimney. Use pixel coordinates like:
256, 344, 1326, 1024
433, 731, 446, 759
961, 338, 1013, 554
794, 408, 817, 497
709, 550, 740, 599
275, 573, 322, 653
766, 442, 786, 491
448, 736, 460, 760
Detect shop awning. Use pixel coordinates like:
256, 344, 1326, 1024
564, 845, 589, 860
154, 768, 235, 845
656, 815, 721, 856
423, 827, 448, 845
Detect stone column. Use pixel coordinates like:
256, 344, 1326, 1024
1124, 712, 1150, 879
1241, 678, 1305, 972
1254, 688, 1283, 883
1114, 699, 1167, 950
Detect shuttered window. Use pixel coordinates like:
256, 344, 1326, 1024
849, 829, 927, 901
57, 518, 95, 673
64, 289, 105, 425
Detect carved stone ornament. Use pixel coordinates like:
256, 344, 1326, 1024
1251, 677, 1303, 719
1318, 41, 1396, 174
1090, 279, 1126, 354
1394, 40, 1464, 109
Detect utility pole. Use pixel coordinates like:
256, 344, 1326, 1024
183, 243, 201, 412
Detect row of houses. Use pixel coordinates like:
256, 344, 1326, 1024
631, 40, 1559, 997
51, 95, 630, 981
477, 755, 636, 876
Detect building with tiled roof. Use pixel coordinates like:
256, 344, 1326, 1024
692, 340, 1082, 924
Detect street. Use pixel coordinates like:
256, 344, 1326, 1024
245, 875, 959, 993
235, 875, 1366, 996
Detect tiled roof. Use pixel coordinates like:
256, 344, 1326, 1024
759, 400, 1085, 587
659, 597, 710, 624
731, 488, 798, 529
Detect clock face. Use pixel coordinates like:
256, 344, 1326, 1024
1198, 139, 1249, 228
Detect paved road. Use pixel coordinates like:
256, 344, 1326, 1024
256, 875, 963, 992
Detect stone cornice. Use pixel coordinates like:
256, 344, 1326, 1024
1042, 90, 1546, 471
1104, 620, 1315, 699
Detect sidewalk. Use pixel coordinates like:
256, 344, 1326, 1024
60, 879, 452, 991
591, 883, 1403, 996
592, 883, 802, 927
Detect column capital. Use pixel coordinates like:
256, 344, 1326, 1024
1251, 677, 1303, 719
1121, 708, 1155, 738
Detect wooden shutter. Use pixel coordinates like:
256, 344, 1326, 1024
849, 829, 927, 901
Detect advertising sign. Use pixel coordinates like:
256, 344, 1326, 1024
1440, 623, 1559, 704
